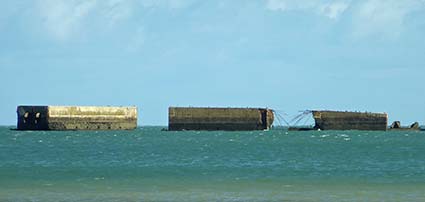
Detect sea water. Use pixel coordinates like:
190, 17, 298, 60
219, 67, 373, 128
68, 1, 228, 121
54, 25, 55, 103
0, 126, 424, 201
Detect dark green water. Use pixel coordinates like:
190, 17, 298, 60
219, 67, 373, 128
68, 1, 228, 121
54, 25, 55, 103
1, 126, 424, 201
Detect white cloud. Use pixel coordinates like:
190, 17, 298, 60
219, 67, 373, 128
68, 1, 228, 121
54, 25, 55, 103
351, 0, 425, 39
140, 0, 196, 9
38, 0, 98, 40
266, 0, 425, 38
266, 0, 350, 20
320, 2, 349, 19
32, 0, 425, 41
102, 0, 135, 26
36, 0, 196, 41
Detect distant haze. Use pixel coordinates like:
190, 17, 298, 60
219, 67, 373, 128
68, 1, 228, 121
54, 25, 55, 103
1, 0, 424, 126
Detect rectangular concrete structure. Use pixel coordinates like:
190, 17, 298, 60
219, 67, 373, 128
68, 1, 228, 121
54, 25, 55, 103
168, 107, 274, 131
312, 110, 388, 131
17, 106, 137, 130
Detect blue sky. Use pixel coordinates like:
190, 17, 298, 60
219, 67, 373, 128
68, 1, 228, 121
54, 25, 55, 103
0, 0, 424, 126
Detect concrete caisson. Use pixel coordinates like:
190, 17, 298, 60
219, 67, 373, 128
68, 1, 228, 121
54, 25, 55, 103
312, 110, 388, 131
168, 107, 274, 131
17, 106, 137, 130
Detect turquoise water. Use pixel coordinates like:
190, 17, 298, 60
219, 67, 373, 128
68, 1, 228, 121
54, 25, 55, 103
1, 126, 424, 201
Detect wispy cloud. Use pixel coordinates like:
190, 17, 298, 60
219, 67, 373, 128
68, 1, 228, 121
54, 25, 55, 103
102, 0, 136, 26
320, 2, 350, 19
351, 0, 425, 39
265, 0, 425, 38
35, 0, 195, 41
266, 0, 350, 20
37, 0, 97, 41
140, 0, 196, 9
29, 0, 425, 41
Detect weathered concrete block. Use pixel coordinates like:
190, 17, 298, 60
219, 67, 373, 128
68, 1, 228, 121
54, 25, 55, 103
168, 107, 274, 131
312, 110, 388, 131
17, 106, 137, 130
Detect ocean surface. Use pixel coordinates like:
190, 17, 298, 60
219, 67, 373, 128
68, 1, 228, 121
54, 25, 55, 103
0, 126, 424, 202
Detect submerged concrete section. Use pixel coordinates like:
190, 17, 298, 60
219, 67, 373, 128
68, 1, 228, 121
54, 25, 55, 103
17, 106, 137, 130
168, 107, 274, 131
312, 110, 388, 131
389, 121, 420, 131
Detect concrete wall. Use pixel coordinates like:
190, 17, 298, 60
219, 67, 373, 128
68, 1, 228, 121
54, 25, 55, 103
168, 107, 274, 131
17, 106, 49, 130
17, 106, 137, 130
312, 110, 388, 131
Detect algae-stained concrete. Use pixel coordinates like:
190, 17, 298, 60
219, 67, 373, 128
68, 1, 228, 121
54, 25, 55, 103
312, 110, 388, 131
17, 106, 137, 130
168, 107, 274, 131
